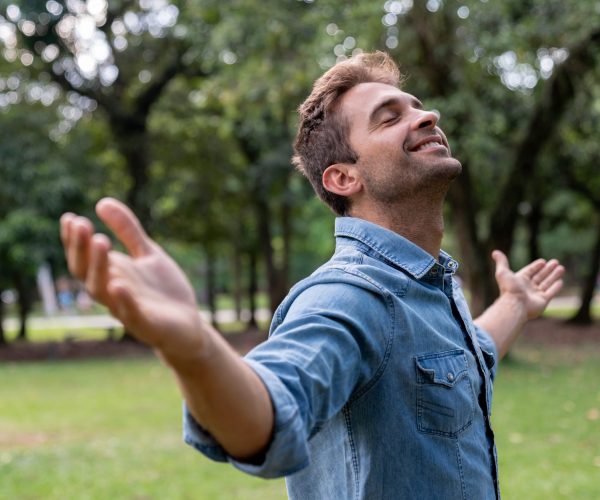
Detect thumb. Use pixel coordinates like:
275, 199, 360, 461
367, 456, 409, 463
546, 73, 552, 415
96, 198, 153, 258
491, 250, 510, 275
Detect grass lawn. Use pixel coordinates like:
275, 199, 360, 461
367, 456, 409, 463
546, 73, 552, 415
493, 343, 600, 499
1, 342, 599, 499
0, 359, 286, 499
4, 327, 119, 343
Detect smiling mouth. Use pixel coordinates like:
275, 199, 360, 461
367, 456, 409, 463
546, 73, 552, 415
408, 135, 446, 153
413, 141, 445, 152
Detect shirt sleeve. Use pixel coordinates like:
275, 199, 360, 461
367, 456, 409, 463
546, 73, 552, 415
183, 275, 392, 478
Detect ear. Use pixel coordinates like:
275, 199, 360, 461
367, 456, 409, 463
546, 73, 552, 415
322, 163, 363, 198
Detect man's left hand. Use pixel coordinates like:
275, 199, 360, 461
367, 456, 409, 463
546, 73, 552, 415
492, 250, 565, 320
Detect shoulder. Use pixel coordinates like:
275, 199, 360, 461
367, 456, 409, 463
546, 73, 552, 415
279, 265, 391, 318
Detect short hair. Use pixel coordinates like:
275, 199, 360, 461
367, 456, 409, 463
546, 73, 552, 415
292, 51, 403, 215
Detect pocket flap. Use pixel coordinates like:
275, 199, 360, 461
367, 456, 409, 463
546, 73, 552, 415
415, 349, 468, 387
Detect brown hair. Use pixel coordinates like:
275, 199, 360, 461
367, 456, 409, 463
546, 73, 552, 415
292, 51, 403, 215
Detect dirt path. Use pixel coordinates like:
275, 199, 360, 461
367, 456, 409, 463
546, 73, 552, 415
0, 318, 598, 363
0, 328, 268, 362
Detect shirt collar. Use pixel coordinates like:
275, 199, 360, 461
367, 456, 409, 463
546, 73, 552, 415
334, 217, 459, 280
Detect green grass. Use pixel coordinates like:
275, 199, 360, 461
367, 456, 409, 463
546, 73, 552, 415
0, 359, 286, 499
4, 323, 270, 343
543, 305, 600, 319
493, 344, 600, 499
4, 327, 120, 343
214, 293, 269, 312
1, 343, 599, 498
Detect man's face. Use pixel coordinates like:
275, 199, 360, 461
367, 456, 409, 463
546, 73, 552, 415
339, 82, 462, 204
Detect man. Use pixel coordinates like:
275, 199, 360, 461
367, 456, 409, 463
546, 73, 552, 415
61, 52, 564, 499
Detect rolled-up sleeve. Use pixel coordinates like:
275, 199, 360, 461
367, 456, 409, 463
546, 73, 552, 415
183, 359, 311, 477
183, 274, 391, 478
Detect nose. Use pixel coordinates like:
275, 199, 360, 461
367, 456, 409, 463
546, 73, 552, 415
411, 109, 439, 130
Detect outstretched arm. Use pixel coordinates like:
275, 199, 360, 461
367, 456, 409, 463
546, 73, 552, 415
60, 198, 273, 460
474, 250, 565, 359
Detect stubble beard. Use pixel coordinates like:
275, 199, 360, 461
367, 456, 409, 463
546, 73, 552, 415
362, 149, 462, 206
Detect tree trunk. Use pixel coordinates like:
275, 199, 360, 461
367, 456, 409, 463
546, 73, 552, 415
256, 197, 286, 314
110, 119, 152, 227
569, 215, 600, 324
0, 298, 5, 345
247, 249, 258, 329
205, 250, 218, 328
280, 177, 292, 298
527, 201, 542, 262
13, 271, 31, 341
232, 249, 243, 322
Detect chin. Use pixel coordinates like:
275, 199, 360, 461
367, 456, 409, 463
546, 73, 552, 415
447, 159, 462, 177
427, 156, 462, 177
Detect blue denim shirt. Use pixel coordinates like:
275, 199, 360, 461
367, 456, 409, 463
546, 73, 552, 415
184, 217, 500, 499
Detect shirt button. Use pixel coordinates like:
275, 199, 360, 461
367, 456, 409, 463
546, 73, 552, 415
447, 372, 454, 382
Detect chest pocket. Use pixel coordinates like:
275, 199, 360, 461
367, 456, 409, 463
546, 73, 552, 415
415, 349, 475, 437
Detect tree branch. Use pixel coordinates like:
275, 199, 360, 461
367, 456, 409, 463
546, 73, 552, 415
489, 27, 600, 252
407, 3, 456, 96
133, 43, 211, 117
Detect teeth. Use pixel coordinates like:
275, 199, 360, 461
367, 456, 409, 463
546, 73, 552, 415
416, 141, 440, 151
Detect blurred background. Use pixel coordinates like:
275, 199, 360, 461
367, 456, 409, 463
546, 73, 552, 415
0, 0, 599, 498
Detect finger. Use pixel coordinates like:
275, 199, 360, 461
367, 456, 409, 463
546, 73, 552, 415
67, 217, 94, 281
96, 198, 153, 258
531, 259, 560, 285
539, 264, 565, 290
543, 279, 564, 300
491, 250, 511, 278
518, 258, 546, 280
59, 212, 76, 249
85, 233, 112, 302
491, 250, 509, 269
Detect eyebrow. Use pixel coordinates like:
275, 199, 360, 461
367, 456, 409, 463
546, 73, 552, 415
368, 96, 425, 128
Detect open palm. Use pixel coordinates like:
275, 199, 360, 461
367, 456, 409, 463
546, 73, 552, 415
492, 250, 564, 320
61, 198, 204, 354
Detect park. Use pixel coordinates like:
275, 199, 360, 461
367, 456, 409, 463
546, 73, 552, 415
1, 0, 600, 498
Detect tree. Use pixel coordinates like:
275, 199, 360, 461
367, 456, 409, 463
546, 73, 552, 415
0, 0, 212, 224
0, 98, 99, 341
552, 72, 600, 324
326, 0, 600, 312
151, 0, 332, 316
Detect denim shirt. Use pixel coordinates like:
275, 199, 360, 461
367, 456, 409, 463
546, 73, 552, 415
184, 217, 500, 500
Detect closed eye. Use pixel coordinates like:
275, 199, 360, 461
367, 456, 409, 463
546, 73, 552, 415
381, 113, 400, 124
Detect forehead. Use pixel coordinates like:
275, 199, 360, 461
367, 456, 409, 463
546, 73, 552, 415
339, 82, 415, 124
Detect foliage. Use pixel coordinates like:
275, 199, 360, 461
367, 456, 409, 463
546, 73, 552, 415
1, 0, 600, 331
0, 98, 102, 339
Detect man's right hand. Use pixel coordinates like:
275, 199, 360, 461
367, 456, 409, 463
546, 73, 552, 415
60, 197, 207, 360
61, 197, 274, 459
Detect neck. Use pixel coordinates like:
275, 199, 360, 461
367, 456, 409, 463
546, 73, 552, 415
349, 192, 446, 259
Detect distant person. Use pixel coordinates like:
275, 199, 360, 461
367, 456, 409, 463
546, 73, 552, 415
56, 276, 75, 313
60, 52, 564, 499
